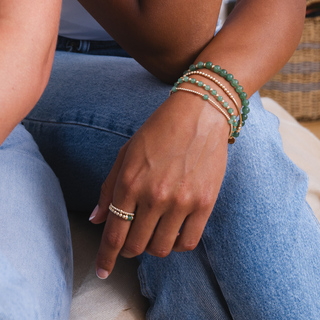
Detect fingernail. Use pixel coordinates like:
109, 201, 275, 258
89, 205, 99, 221
96, 268, 109, 280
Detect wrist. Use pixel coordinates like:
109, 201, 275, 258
167, 89, 231, 141
171, 61, 251, 142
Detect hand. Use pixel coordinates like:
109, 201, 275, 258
89, 91, 230, 279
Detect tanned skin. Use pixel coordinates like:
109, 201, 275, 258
0, 0, 306, 290
0, 0, 62, 146
78, 0, 306, 281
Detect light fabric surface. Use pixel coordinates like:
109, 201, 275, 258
262, 98, 320, 221
69, 97, 320, 320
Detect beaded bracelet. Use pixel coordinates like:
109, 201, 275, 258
170, 87, 235, 144
184, 62, 250, 138
173, 75, 238, 134
183, 71, 241, 131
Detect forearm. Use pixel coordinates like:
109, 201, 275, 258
195, 0, 306, 98
78, 0, 221, 82
80, 0, 305, 88
0, 0, 61, 146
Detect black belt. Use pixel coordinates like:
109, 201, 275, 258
56, 35, 131, 57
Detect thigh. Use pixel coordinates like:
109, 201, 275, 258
138, 92, 320, 320
137, 239, 233, 320
202, 92, 320, 319
0, 124, 73, 320
23, 51, 320, 318
23, 52, 171, 212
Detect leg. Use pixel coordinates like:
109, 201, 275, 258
24, 51, 233, 318
137, 93, 320, 320
200, 92, 320, 319
23, 52, 320, 319
0, 124, 73, 319
0, 251, 40, 320
23, 51, 171, 212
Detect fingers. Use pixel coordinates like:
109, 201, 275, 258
145, 208, 187, 258
119, 203, 184, 259
119, 203, 159, 258
173, 209, 211, 252
95, 201, 135, 279
95, 202, 211, 279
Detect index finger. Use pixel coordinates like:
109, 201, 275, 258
95, 203, 134, 279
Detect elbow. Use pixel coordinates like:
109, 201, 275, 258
134, 40, 212, 84
122, 22, 216, 84
146, 53, 200, 84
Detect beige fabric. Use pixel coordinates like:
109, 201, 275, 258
69, 98, 320, 320
68, 215, 148, 320
262, 97, 320, 221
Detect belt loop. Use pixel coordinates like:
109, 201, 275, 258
77, 40, 90, 53
65, 39, 91, 53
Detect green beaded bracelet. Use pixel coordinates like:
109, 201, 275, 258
184, 70, 242, 132
170, 86, 235, 143
187, 62, 250, 138
174, 73, 238, 133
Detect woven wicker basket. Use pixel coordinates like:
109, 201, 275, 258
259, 0, 320, 120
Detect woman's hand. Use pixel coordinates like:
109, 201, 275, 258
90, 91, 230, 279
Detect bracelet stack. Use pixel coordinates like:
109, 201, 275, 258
170, 61, 250, 144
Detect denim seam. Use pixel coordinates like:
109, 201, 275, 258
23, 118, 132, 139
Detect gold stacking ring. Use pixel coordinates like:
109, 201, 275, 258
109, 203, 135, 221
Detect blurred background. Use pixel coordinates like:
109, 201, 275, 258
220, 0, 320, 139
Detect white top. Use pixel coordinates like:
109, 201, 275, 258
59, 0, 113, 41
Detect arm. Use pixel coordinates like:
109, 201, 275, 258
87, 0, 306, 278
78, 0, 221, 82
0, 0, 62, 146
79, 0, 305, 86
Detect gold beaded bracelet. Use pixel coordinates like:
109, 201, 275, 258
186, 62, 251, 139
174, 73, 239, 134
170, 87, 235, 144
184, 71, 242, 134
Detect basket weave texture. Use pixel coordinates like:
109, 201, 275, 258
260, 2, 320, 120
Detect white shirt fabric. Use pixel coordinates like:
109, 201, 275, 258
59, 0, 113, 41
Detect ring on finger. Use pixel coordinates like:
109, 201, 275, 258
109, 203, 135, 221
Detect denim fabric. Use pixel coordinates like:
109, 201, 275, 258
0, 124, 73, 319
138, 92, 320, 320
23, 52, 170, 212
1, 48, 320, 319
22, 51, 320, 319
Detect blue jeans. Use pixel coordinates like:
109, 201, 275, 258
1, 42, 320, 319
